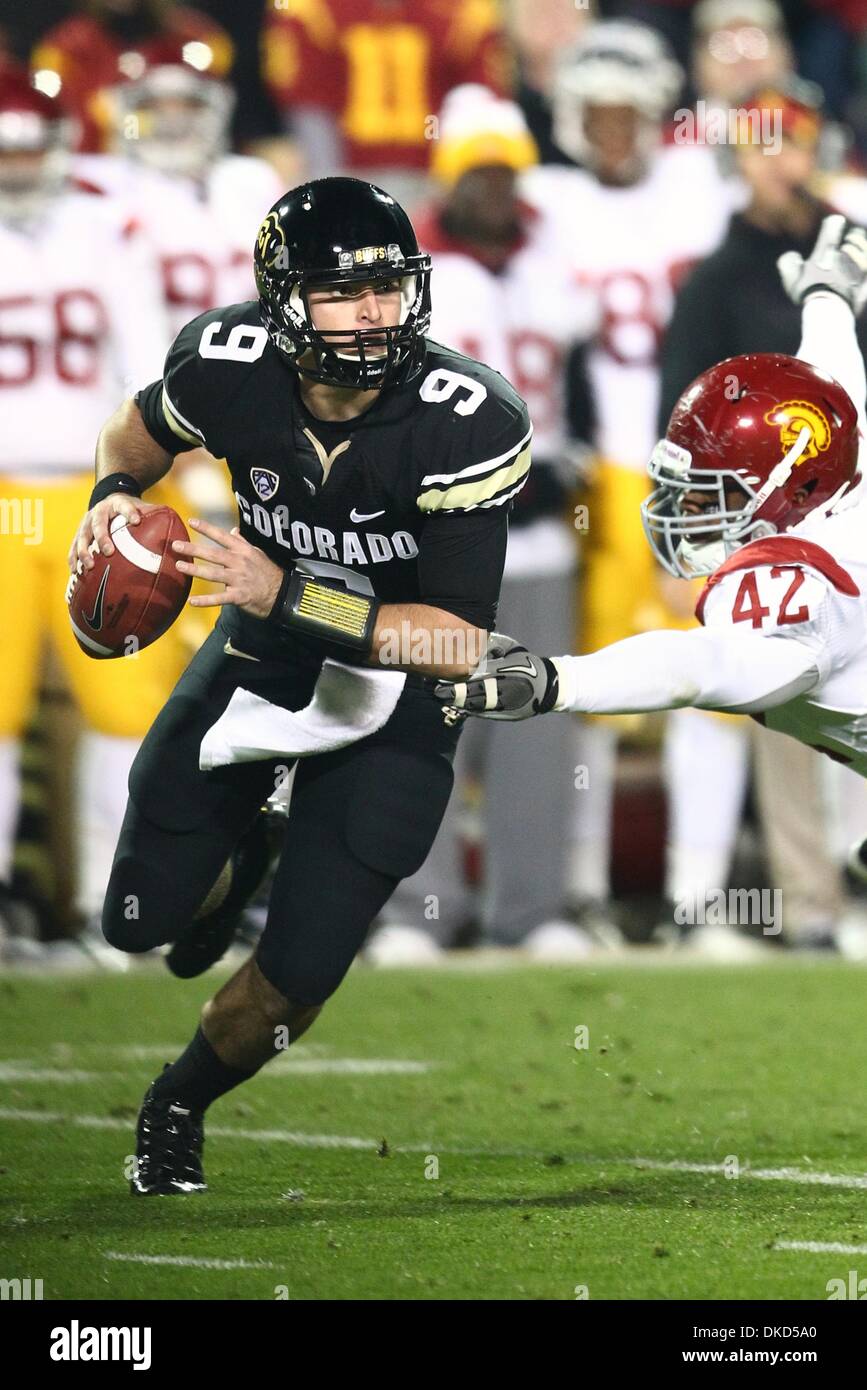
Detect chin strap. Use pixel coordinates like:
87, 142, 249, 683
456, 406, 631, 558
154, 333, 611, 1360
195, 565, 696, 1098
749, 425, 812, 513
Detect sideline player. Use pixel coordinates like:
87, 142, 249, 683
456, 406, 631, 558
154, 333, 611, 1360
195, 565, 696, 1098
438, 218, 867, 871
0, 69, 174, 948
373, 84, 599, 961
522, 19, 736, 932
68, 176, 532, 1193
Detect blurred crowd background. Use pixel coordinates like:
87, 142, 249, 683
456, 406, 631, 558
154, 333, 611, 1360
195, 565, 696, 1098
2, 0, 867, 971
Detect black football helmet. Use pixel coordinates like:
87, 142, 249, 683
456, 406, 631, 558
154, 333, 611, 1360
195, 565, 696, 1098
254, 177, 432, 389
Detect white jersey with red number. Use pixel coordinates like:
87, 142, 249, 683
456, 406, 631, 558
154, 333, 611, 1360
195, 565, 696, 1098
696, 506, 867, 774
0, 188, 169, 476
420, 207, 597, 465
418, 204, 597, 577
522, 147, 736, 471
76, 154, 284, 336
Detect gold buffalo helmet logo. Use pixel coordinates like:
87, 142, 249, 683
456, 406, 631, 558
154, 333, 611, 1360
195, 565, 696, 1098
256, 210, 286, 269
763, 398, 832, 465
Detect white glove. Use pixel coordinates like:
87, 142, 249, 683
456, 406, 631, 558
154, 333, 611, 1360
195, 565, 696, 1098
778, 213, 867, 316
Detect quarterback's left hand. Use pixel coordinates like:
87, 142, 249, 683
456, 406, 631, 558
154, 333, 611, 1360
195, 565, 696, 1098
435, 634, 560, 720
173, 519, 283, 619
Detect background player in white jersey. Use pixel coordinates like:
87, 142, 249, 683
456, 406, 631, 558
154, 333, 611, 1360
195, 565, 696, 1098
370, 86, 599, 963
0, 69, 183, 954
521, 19, 737, 933
75, 39, 283, 529
77, 38, 283, 336
438, 218, 867, 906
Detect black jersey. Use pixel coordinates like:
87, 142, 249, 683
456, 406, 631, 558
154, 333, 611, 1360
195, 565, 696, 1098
136, 301, 532, 639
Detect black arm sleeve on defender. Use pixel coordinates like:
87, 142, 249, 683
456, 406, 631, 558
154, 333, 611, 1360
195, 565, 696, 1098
416, 508, 508, 630
134, 379, 191, 456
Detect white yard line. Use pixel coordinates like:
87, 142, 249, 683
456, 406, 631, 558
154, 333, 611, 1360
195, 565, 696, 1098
0, 1108, 379, 1149
0, 1064, 106, 1084
0, 1057, 433, 1080
3, 1106, 867, 1190
104, 1252, 277, 1270
773, 1240, 867, 1255
629, 1158, 867, 1190
270, 1059, 433, 1075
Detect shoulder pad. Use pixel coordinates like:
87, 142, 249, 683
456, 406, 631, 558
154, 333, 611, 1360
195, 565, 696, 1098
696, 536, 859, 624
160, 301, 267, 450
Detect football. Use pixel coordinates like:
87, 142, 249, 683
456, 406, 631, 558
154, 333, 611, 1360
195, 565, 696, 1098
66, 506, 192, 659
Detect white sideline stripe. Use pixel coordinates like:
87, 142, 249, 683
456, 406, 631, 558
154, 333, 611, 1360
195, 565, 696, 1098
270, 1058, 432, 1075
105, 1252, 276, 1270
0, 1064, 105, 1083
3, 1108, 867, 1186
109, 514, 161, 573
0, 1109, 376, 1149
774, 1240, 867, 1255
0, 1057, 431, 1080
630, 1158, 867, 1189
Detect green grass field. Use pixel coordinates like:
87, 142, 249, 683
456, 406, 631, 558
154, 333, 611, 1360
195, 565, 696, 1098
2, 956, 866, 1301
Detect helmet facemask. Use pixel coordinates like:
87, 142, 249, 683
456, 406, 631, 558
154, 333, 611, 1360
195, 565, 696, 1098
114, 68, 233, 181
641, 435, 815, 578
258, 256, 431, 390
0, 109, 71, 226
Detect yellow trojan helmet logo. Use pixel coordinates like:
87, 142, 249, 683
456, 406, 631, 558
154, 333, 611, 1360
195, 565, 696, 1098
256, 210, 286, 269
763, 399, 832, 465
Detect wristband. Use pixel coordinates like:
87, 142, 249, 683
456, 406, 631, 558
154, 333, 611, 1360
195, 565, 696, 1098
268, 567, 379, 653
539, 657, 560, 714
89, 474, 143, 509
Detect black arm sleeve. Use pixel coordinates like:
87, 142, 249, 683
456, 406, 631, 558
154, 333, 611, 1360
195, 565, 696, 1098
416, 508, 509, 630
658, 260, 731, 433
134, 380, 192, 456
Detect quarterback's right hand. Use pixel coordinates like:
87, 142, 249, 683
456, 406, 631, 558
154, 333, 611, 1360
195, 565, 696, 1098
435, 634, 561, 721
68, 495, 161, 573
778, 213, 867, 315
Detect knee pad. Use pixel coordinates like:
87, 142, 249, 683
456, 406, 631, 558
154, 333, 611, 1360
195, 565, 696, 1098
102, 856, 170, 952
102, 840, 206, 952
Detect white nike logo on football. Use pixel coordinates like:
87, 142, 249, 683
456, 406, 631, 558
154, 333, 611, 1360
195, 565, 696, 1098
350, 508, 386, 523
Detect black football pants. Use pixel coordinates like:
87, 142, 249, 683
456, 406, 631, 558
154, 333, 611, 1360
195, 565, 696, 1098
102, 616, 460, 1004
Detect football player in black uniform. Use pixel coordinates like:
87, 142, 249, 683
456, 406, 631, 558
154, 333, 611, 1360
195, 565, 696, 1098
68, 177, 531, 1194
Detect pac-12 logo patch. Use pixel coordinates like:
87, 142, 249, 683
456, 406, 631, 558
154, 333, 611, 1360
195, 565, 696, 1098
251, 468, 280, 501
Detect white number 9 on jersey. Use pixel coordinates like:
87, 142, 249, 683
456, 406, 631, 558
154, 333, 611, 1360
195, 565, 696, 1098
198, 321, 268, 362
419, 368, 487, 416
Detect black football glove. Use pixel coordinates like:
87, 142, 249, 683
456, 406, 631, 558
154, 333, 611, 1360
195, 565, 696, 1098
435, 634, 560, 721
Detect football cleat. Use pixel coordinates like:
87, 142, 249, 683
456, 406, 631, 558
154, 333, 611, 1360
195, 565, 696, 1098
130, 1079, 206, 1195
166, 811, 272, 978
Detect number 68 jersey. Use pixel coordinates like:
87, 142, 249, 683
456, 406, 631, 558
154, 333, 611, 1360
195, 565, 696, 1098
136, 300, 532, 648
0, 186, 169, 477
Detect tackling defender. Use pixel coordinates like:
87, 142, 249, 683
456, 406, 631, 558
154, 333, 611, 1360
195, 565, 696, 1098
69, 177, 531, 1193
438, 218, 867, 848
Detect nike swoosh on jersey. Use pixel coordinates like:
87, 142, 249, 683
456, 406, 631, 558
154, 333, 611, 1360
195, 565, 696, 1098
350, 508, 386, 523
84, 566, 110, 630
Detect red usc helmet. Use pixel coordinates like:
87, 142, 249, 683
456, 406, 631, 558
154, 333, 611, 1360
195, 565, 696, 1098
642, 352, 860, 577
0, 67, 75, 223
110, 37, 233, 180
